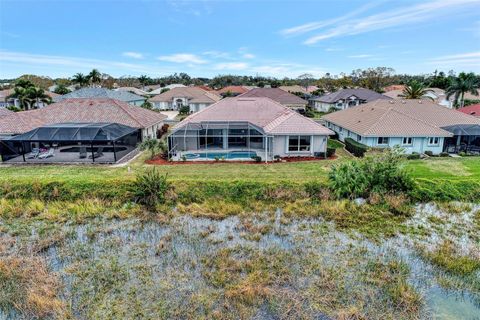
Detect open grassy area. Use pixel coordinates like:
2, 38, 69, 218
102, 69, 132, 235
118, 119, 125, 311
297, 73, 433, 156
1, 153, 479, 183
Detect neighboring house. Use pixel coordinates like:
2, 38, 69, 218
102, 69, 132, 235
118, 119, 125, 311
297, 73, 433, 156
48, 84, 78, 92
0, 98, 166, 139
458, 104, 480, 118
310, 88, 391, 112
116, 87, 149, 96
148, 84, 187, 95
149, 87, 221, 112
0, 89, 58, 109
54, 88, 146, 106
238, 88, 308, 110
279, 85, 318, 95
168, 97, 334, 161
216, 85, 250, 97
383, 87, 454, 108
383, 85, 405, 92
323, 99, 480, 155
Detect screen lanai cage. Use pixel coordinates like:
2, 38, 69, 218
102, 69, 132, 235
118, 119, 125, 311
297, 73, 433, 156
0, 122, 141, 163
167, 121, 274, 161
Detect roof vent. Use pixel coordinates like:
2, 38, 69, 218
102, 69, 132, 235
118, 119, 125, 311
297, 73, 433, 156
401, 100, 406, 104
418, 100, 422, 104
89, 102, 94, 106
389, 100, 394, 104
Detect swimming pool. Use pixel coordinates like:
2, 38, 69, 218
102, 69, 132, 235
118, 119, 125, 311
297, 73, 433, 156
183, 151, 257, 160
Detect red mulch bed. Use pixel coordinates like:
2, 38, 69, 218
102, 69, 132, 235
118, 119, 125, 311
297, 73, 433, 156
145, 155, 337, 165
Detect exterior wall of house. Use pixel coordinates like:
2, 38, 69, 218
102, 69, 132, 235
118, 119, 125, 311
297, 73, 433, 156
141, 122, 163, 140
271, 134, 327, 157
326, 121, 446, 154
189, 103, 209, 113
130, 99, 146, 107
311, 97, 362, 112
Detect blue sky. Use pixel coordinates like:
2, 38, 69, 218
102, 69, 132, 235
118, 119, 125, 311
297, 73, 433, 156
0, 0, 479, 78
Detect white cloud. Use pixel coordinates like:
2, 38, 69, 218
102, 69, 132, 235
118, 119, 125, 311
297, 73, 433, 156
280, 2, 378, 36
214, 62, 249, 70
242, 53, 255, 59
428, 51, 480, 67
122, 51, 144, 59
202, 51, 231, 59
347, 54, 374, 58
282, 0, 480, 45
157, 53, 207, 64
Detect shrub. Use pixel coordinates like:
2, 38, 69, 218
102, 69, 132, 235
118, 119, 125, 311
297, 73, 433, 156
132, 168, 170, 208
179, 105, 190, 114
344, 138, 368, 157
326, 147, 336, 158
439, 152, 449, 157
329, 148, 414, 199
139, 138, 163, 159
407, 153, 420, 160
251, 155, 262, 163
424, 150, 433, 157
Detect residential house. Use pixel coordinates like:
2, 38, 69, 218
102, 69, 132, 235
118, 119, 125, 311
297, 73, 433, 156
116, 87, 149, 96
279, 85, 319, 95
148, 84, 187, 95
383, 87, 454, 108
168, 97, 334, 161
0, 88, 59, 109
459, 104, 480, 118
238, 88, 308, 110
310, 88, 391, 112
149, 87, 221, 112
323, 99, 480, 155
216, 85, 250, 97
54, 88, 146, 106
0, 98, 167, 163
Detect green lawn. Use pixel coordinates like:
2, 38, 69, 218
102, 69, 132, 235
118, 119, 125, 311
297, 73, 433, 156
0, 153, 479, 184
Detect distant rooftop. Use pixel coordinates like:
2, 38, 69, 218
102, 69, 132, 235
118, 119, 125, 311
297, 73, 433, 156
54, 87, 146, 103
312, 88, 391, 103
238, 88, 307, 106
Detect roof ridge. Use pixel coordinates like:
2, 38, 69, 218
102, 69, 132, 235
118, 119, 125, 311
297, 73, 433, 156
110, 99, 144, 127
391, 103, 454, 133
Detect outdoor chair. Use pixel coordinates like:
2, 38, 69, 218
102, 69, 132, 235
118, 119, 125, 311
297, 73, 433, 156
26, 148, 40, 159
79, 146, 87, 159
89, 146, 104, 159
38, 148, 55, 159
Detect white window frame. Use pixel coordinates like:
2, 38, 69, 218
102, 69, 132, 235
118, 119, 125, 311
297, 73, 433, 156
287, 135, 311, 153
377, 137, 389, 145
428, 137, 440, 146
402, 137, 413, 146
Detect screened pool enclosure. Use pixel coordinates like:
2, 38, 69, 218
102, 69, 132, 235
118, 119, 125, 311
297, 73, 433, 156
0, 123, 141, 163
168, 121, 274, 161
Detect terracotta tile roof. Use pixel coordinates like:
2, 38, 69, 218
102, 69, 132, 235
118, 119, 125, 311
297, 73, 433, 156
174, 97, 333, 136
0, 98, 166, 135
149, 87, 221, 104
458, 104, 480, 117
117, 87, 149, 96
323, 99, 480, 137
384, 85, 406, 92
312, 88, 391, 103
279, 85, 308, 94
0, 108, 13, 117
216, 86, 250, 95
238, 88, 307, 106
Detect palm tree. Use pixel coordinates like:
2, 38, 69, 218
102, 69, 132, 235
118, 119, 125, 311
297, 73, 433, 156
88, 69, 102, 87
27, 87, 52, 109
71, 73, 89, 87
399, 80, 434, 100
446, 72, 479, 108
6, 80, 35, 110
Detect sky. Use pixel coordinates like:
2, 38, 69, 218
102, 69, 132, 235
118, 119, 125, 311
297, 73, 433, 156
0, 0, 479, 79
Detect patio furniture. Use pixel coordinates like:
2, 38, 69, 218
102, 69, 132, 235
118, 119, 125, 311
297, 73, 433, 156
38, 148, 55, 159
79, 146, 87, 159
89, 146, 104, 159
26, 148, 40, 159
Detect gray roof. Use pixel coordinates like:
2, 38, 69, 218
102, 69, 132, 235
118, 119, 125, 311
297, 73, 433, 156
238, 88, 308, 106
312, 88, 392, 103
54, 87, 146, 103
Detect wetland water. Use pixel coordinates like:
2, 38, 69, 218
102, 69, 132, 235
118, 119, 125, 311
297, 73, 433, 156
1, 203, 479, 319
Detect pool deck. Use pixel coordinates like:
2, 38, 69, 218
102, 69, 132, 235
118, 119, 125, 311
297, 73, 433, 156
172, 148, 272, 161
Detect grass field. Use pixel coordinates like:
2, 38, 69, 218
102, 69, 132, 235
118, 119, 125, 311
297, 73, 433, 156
0, 152, 479, 183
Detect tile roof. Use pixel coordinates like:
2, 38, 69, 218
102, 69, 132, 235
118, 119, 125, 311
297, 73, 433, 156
174, 97, 333, 136
216, 86, 250, 95
313, 88, 391, 103
149, 87, 221, 104
278, 85, 314, 94
0, 108, 13, 117
54, 88, 146, 103
323, 99, 480, 137
117, 87, 149, 96
238, 88, 307, 106
383, 85, 406, 92
458, 104, 480, 117
0, 98, 166, 135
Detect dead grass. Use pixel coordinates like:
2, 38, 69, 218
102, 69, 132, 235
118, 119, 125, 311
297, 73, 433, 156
0, 256, 68, 319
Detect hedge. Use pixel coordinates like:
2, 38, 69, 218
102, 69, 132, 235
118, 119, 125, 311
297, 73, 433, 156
344, 138, 368, 157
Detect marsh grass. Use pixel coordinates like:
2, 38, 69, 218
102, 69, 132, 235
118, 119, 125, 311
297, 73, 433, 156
436, 202, 473, 214
0, 256, 69, 319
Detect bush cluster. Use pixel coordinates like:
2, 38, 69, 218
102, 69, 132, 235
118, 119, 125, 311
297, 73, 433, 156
132, 168, 170, 208
329, 149, 414, 199
344, 138, 368, 157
